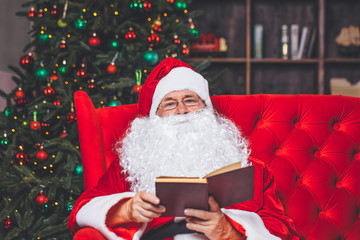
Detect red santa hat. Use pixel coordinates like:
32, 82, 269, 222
138, 57, 213, 117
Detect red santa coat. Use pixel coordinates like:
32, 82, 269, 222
68, 157, 299, 240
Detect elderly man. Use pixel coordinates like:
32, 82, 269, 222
68, 58, 298, 240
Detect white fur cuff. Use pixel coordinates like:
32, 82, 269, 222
222, 209, 281, 240
76, 192, 147, 240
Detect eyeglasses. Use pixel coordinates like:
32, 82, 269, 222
159, 97, 202, 111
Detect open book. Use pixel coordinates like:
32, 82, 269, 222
155, 162, 254, 217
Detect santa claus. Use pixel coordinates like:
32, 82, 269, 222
68, 57, 298, 240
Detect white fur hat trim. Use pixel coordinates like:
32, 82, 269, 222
149, 67, 213, 117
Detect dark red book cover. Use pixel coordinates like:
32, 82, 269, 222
155, 164, 254, 217
156, 181, 208, 217
207, 165, 254, 207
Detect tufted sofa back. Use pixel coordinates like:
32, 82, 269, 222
74, 91, 360, 239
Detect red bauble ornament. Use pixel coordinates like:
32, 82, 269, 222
53, 99, 61, 106
20, 53, 34, 70
66, 112, 76, 124
106, 62, 117, 74
88, 83, 96, 90
133, 84, 142, 94
28, 7, 36, 18
125, 28, 136, 42
44, 84, 56, 97
143, 1, 152, 11
174, 34, 181, 44
16, 151, 29, 165
4, 216, 13, 230
50, 5, 58, 16
147, 32, 160, 46
181, 44, 190, 56
15, 88, 25, 99
14, 88, 26, 105
89, 33, 101, 47
36, 146, 48, 161
60, 38, 67, 50
88, 79, 97, 92
37, 8, 44, 18
36, 191, 48, 206
152, 19, 162, 32
60, 129, 67, 138
50, 72, 58, 81
76, 67, 87, 79
30, 121, 41, 130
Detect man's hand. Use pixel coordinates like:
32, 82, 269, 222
126, 191, 166, 223
106, 191, 166, 227
184, 196, 245, 240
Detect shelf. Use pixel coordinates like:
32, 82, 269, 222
251, 58, 319, 64
325, 58, 360, 63
187, 58, 320, 64
186, 58, 247, 63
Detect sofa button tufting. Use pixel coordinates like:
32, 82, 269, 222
333, 123, 341, 130
354, 153, 360, 160
314, 151, 321, 158
297, 178, 303, 186
336, 181, 342, 188
257, 119, 264, 127
295, 122, 302, 129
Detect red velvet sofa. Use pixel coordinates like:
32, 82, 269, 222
73, 90, 360, 239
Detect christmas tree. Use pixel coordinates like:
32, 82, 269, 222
0, 0, 213, 239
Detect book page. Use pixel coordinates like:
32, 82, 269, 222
203, 162, 242, 178
156, 177, 206, 184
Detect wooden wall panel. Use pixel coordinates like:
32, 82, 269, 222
251, 64, 317, 94
203, 63, 247, 95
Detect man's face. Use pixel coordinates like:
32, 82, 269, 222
156, 90, 205, 117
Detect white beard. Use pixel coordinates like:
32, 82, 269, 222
115, 108, 250, 194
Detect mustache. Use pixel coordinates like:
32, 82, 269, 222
166, 116, 190, 125
159, 109, 207, 125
